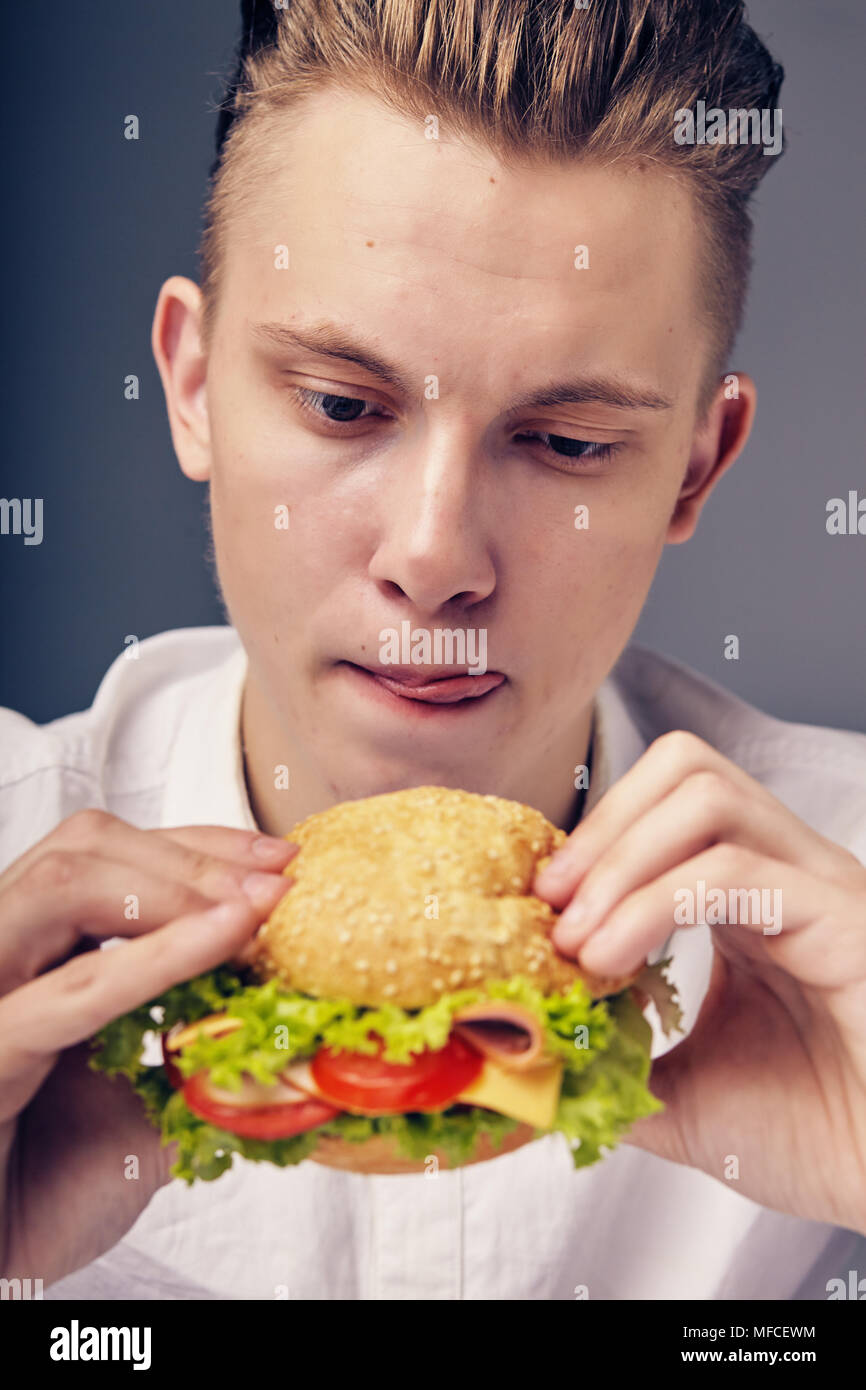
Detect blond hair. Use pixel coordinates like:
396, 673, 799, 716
198, 0, 784, 403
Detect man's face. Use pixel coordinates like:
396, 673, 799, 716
186, 87, 733, 813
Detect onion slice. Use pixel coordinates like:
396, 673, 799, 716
165, 1013, 243, 1052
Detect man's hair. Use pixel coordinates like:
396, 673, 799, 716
198, 0, 784, 409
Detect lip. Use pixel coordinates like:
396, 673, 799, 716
343, 662, 506, 708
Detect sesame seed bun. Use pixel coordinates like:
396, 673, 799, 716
250, 785, 636, 1006
246, 786, 639, 1175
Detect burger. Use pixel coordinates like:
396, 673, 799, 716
90, 786, 682, 1180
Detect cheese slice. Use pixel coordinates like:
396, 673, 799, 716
456, 1056, 563, 1129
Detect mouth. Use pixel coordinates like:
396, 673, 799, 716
342, 662, 506, 707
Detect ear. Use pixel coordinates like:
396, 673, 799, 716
666, 373, 757, 544
151, 276, 212, 482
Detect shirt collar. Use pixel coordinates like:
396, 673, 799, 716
584, 660, 676, 970
160, 639, 257, 832
584, 662, 650, 816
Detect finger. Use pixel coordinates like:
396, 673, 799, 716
0, 895, 267, 1118
573, 843, 858, 983
534, 731, 766, 906
0, 809, 298, 899
0, 850, 293, 992
551, 768, 844, 955
156, 824, 299, 870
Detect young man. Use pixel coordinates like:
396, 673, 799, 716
1, 0, 864, 1300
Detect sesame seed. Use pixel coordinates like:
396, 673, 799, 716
448, 969, 464, 986
382, 983, 397, 996
468, 951, 482, 966
385, 959, 397, 974
337, 929, 352, 944
432, 977, 445, 991
355, 959, 369, 971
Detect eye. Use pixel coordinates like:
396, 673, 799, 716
516, 430, 619, 464
290, 386, 388, 425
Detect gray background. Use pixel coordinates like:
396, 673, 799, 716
1, 1, 863, 730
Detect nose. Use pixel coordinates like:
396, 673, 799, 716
368, 429, 497, 611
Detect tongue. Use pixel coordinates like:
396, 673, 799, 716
372, 672, 504, 702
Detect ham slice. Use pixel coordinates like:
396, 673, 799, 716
450, 1001, 547, 1071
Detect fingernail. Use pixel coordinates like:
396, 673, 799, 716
578, 933, 619, 974
241, 871, 291, 908
553, 901, 591, 948
538, 854, 568, 883
250, 836, 298, 862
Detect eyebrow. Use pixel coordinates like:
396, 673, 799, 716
249, 319, 673, 412
250, 320, 413, 395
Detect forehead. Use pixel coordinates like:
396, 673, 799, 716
221, 86, 708, 400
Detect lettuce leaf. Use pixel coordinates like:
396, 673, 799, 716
550, 990, 664, 1168
154, 1088, 523, 1185
630, 957, 684, 1038
89, 964, 673, 1182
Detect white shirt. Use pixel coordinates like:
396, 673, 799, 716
2, 626, 865, 1301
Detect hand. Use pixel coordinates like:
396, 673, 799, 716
0, 809, 297, 1284
534, 731, 866, 1234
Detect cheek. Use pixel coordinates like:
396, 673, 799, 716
506, 471, 677, 691
522, 475, 674, 598
207, 446, 372, 635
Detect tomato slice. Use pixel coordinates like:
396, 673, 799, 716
161, 1032, 185, 1091
311, 1032, 483, 1114
181, 1071, 341, 1139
